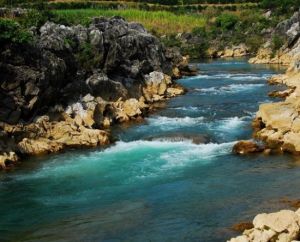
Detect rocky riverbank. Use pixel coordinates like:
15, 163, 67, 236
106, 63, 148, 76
231, 9, 300, 155
250, 8, 300, 154
0, 17, 195, 169
229, 9, 300, 242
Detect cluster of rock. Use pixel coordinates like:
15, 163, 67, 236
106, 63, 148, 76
249, 10, 300, 65
0, 17, 192, 168
229, 209, 300, 242
208, 44, 249, 58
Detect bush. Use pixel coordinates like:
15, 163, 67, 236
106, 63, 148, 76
0, 19, 32, 45
160, 34, 181, 48
192, 26, 207, 37
182, 42, 209, 59
245, 35, 264, 54
76, 43, 102, 72
261, 0, 300, 15
271, 35, 285, 53
215, 13, 239, 31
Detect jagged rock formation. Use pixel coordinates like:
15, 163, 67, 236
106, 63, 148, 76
249, 11, 300, 65
0, 17, 191, 168
229, 209, 300, 242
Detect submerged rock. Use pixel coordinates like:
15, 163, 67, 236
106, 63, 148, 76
146, 133, 210, 144
232, 140, 264, 155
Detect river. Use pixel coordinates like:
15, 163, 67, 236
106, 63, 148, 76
1, 58, 299, 242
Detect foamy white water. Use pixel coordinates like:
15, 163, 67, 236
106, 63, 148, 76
146, 116, 204, 130
195, 83, 264, 94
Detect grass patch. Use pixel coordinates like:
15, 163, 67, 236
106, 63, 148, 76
52, 8, 206, 35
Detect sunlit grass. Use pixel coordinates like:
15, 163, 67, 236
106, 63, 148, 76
53, 9, 207, 35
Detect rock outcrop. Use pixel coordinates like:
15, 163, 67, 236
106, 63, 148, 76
228, 209, 300, 242
249, 10, 300, 65
0, 17, 194, 168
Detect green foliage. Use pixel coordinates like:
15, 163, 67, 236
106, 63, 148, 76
76, 43, 102, 72
271, 35, 285, 53
161, 35, 182, 48
245, 35, 264, 54
261, 0, 300, 14
0, 19, 32, 45
182, 42, 209, 58
192, 26, 207, 37
215, 13, 239, 30
20, 9, 47, 28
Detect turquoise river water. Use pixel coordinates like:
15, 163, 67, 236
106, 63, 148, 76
1, 59, 300, 242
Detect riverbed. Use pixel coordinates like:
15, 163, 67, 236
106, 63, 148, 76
1, 58, 299, 242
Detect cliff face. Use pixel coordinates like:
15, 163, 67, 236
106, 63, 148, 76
0, 17, 192, 168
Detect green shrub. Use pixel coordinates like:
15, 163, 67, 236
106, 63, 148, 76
271, 35, 285, 54
261, 0, 300, 14
182, 42, 209, 59
76, 43, 102, 72
245, 35, 264, 53
192, 26, 207, 38
160, 34, 181, 48
215, 13, 239, 31
0, 19, 32, 45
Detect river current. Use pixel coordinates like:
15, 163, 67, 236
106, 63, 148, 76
1, 59, 299, 242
